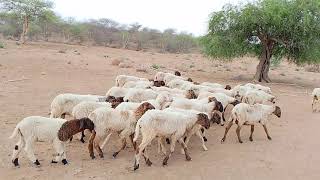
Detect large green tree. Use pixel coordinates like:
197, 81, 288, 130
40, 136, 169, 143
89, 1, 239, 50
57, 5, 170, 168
202, 0, 320, 82
0, 0, 53, 44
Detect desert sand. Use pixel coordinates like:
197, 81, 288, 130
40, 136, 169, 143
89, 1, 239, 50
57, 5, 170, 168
0, 41, 319, 180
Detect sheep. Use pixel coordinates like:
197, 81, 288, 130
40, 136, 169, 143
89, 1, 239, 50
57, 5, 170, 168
123, 88, 158, 103
50, 93, 105, 118
197, 92, 238, 109
88, 102, 155, 159
163, 73, 188, 84
154, 72, 186, 82
221, 103, 281, 143
162, 108, 213, 152
115, 75, 148, 87
9, 116, 94, 167
242, 90, 276, 105
123, 80, 153, 89
244, 83, 272, 94
116, 92, 173, 111
312, 88, 320, 112
132, 109, 210, 170
71, 101, 112, 143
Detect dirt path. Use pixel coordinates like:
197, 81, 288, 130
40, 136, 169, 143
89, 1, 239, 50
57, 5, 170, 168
0, 41, 319, 180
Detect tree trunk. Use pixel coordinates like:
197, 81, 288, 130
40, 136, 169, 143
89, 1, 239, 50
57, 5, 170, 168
20, 15, 29, 44
254, 40, 274, 83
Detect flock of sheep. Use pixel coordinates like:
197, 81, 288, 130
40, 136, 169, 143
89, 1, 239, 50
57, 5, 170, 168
9, 71, 320, 171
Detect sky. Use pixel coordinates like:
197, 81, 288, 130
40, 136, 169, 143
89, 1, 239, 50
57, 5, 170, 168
53, 0, 245, 36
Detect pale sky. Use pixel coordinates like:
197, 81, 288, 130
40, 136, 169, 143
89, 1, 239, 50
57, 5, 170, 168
53, 0, 244, 36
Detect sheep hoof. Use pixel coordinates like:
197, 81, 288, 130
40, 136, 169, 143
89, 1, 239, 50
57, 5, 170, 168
62, 159, 68, 165
51, 160, 58, 164
165, 138, 170, 144
133, 164, 140, 171
80, 138, 85, 143
221, 138, 225, 143
162, 157, 169, 166
203, 136, 208, 142
34, 159, 40, 166
239, 140, 243, 143
12, 158, 19, 167
146, 159, 152, 166
90, 155, 95, 159
203, 147, 208, 151
186, 156, 192, 161
268, 136, 272, 140
112, 152, 119, 158
249, 137, 253, 142
99, 154, 104, 158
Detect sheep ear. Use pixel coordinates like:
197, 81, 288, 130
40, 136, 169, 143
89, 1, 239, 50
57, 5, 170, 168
314, 95, 318, 100
80, 119, 85, 129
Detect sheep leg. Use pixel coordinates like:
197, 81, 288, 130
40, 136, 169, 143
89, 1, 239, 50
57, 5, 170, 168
249, 125, 254, 142
134, 135, 154, 171
112, 138, 126, 158
52, 139, 68, 165
163, 136, 177, 166
180, 130, 193, 154
236, 125, 243, 143
100, 132, 113, 150
24, 138, 40, 166
178, 138, 192, 161
157, 137, 167, 155
88, 130, 96, 159
80, 131, 85, 143
142, 149, 152, 166
197, 130, 208, 151
94, 137, 104, 158
11, 136, 25, 167
262, 124, 272, 140
221, 121, 233, 143
129, 133, 137, 150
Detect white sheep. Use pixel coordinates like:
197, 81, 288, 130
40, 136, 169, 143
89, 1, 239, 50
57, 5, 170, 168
151, 87, 197, 99
115, 75, 148, 87
221, 103, 281, 143
123, 80, 153, 89
132, 109, 210, 170
312, 88, 320, 112
123, 88, 158, 103
9, 116, 95, 167
50, 93, 105, 118
197, 92, 237, 109
166, 79, 193, 89
71, 101, 112, 142
87, 102, 155, 159
162, 108, 211, 152
242, 89, 276, 105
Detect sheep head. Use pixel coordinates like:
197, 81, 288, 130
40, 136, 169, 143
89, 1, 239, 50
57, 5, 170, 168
135, 102, 155, 119
174, 71, 181, 76
225, 85, 232, 90
111, 97, 124, 108
185, 90, 197, 99
196, 113, 210, 129
210, 112, 221, 125
153, 80, 165, 87
273, 106, 281, 118
187, 77, 193, 82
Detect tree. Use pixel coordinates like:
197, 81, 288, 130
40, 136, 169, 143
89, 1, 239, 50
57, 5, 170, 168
201, 0, 320, 82
0, 0, 53, 44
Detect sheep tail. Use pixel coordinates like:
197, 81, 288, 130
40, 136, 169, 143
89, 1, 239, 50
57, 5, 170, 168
9, 126, 21, 139
133, 120, 141, 142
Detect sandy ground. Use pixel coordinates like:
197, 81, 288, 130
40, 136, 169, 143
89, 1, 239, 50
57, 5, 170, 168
0, 41, 319, 180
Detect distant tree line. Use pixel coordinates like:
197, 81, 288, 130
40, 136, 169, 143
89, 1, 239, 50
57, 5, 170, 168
0, 0, 198, 53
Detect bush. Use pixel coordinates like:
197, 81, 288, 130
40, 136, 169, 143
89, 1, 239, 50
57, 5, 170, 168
0, 42, 4, 48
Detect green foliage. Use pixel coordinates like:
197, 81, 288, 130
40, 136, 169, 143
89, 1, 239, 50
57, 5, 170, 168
151, 64, 161, 70
0, 42, 4, 48
201, 0, 320, 64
